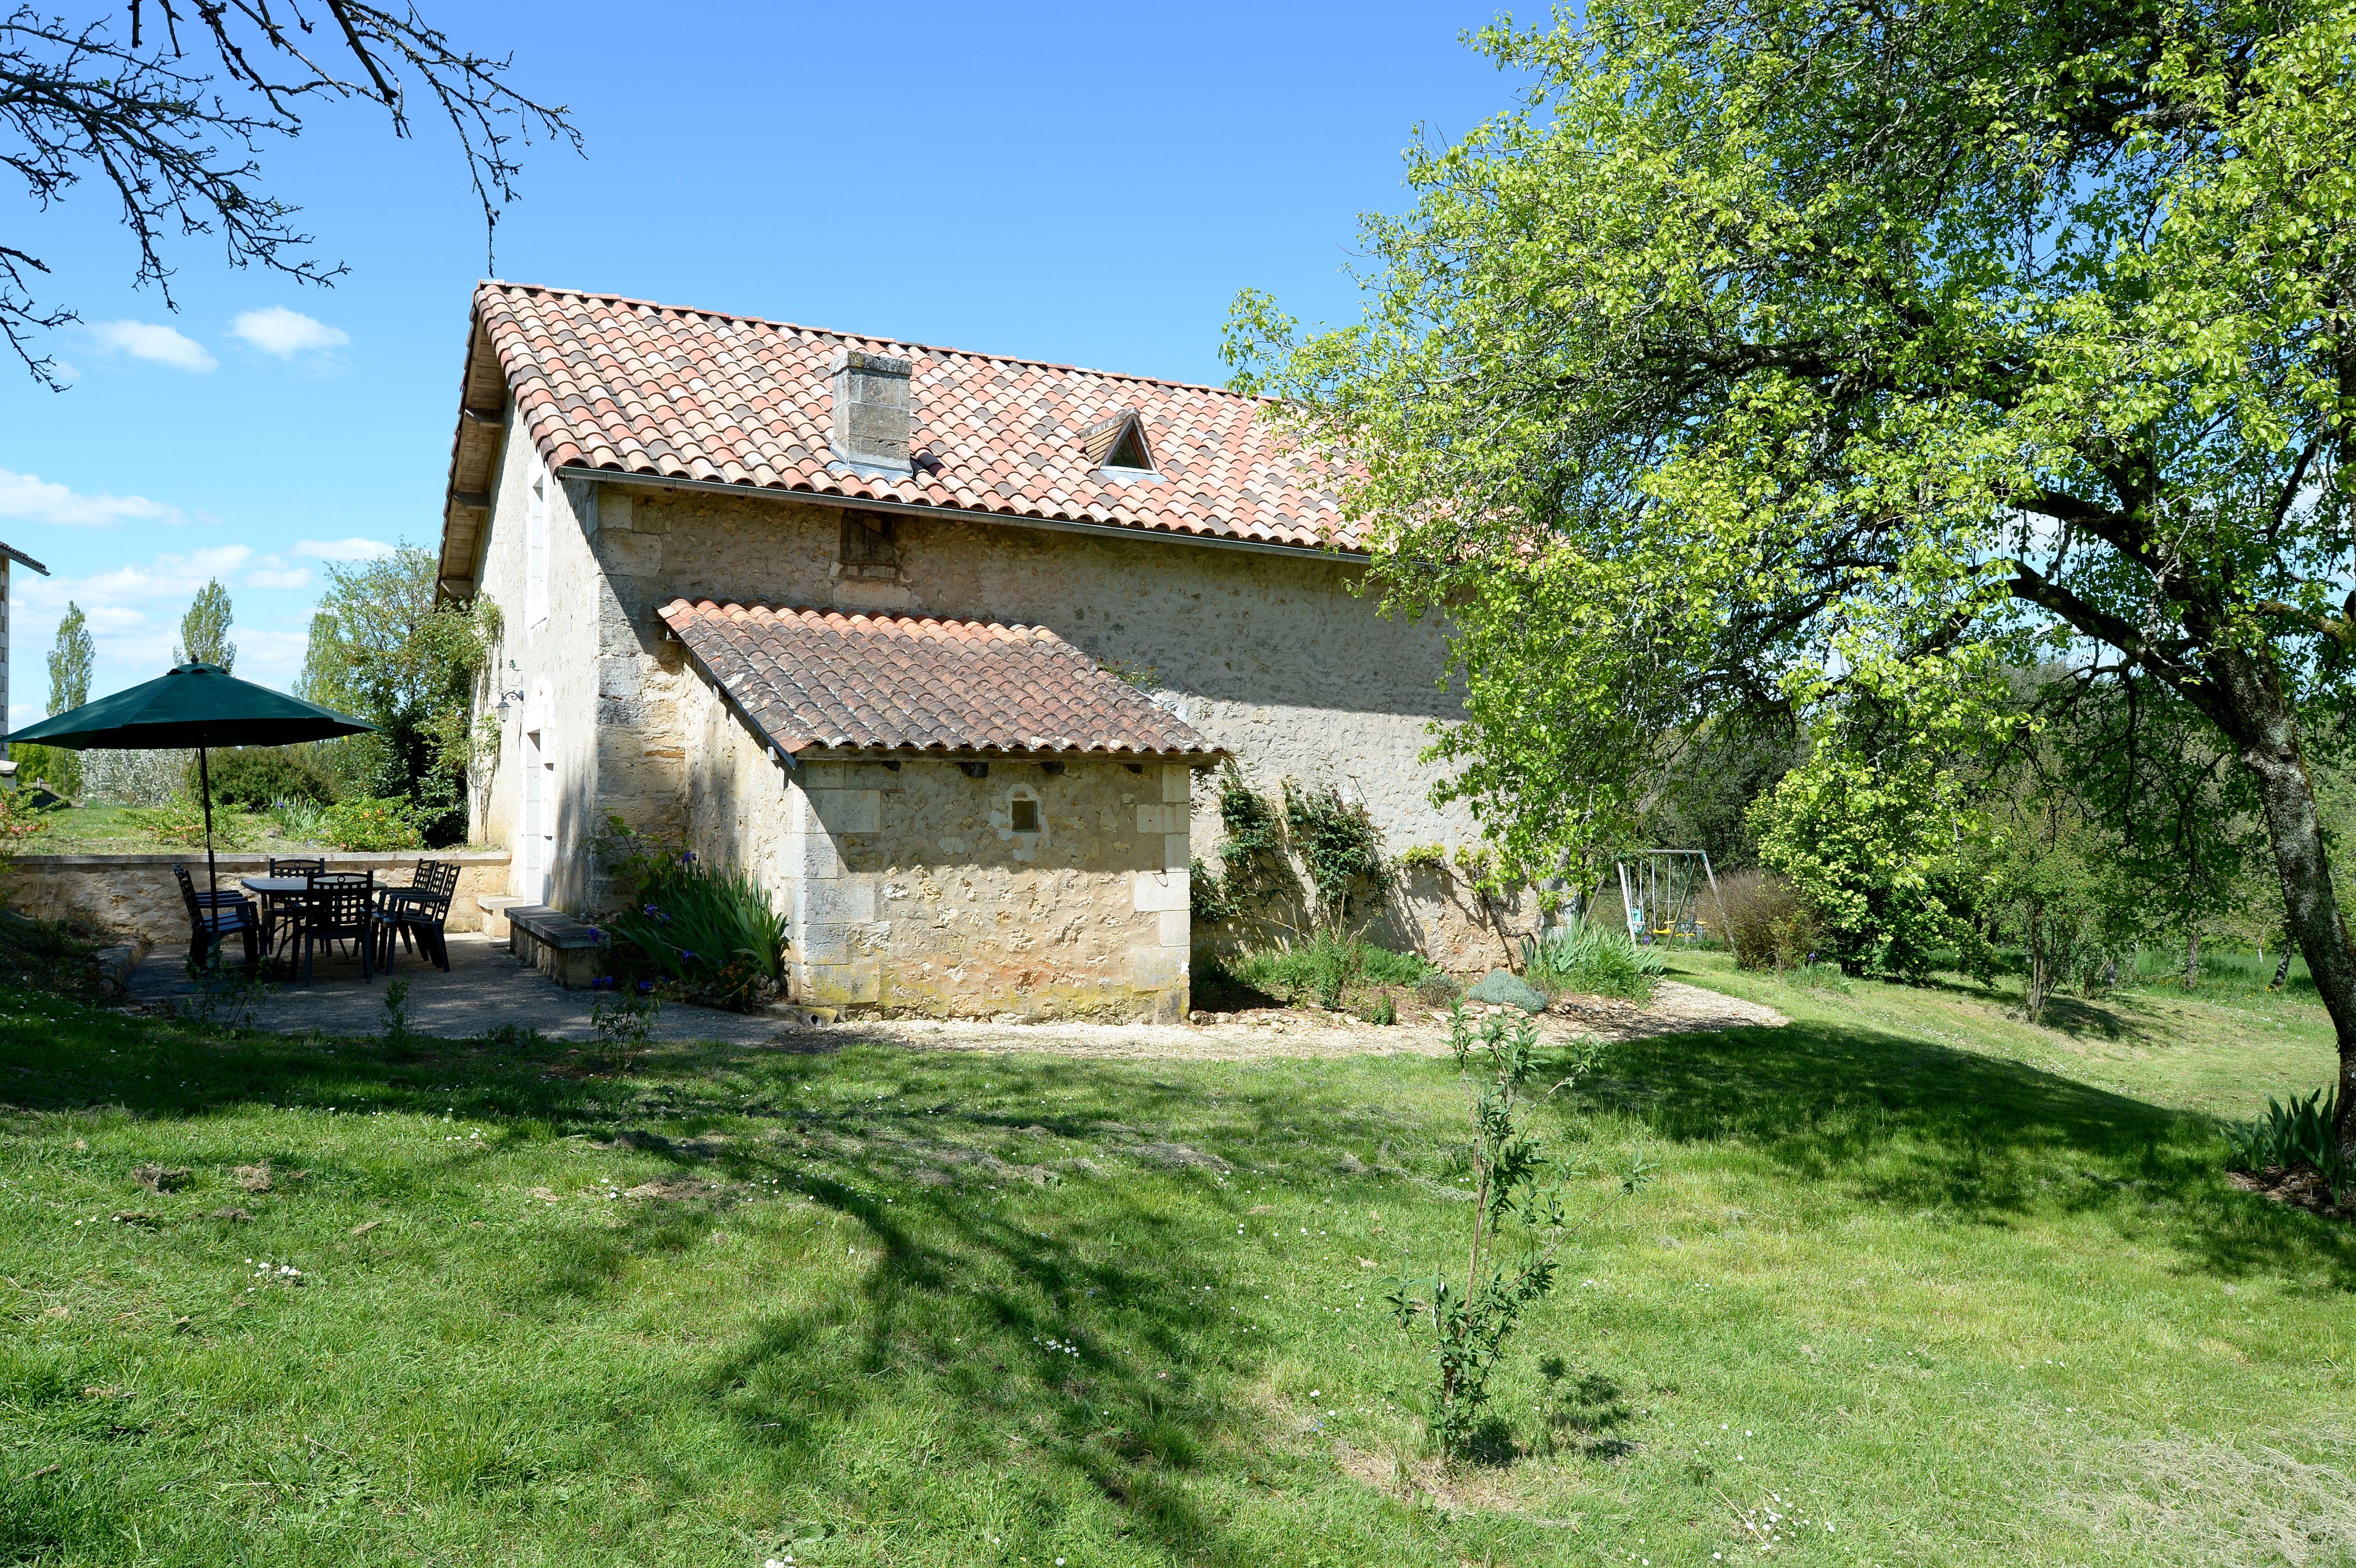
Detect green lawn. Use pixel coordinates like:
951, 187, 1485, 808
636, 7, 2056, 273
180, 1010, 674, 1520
17, 804, 307, 856
4, 957, 2352, 1566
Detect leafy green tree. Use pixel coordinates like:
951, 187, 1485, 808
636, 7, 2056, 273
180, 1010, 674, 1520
173, 579, 234, 671
1748, 684, 1991, 978
1983, 792, 2132, 1023
2047, 673, 2260, 983
1229, 2, 2356, 1143
297, 546, 498, 847
15, 601, 94, 796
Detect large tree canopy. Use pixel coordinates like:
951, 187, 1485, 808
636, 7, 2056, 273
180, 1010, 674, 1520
1228, 0, 2356, 1130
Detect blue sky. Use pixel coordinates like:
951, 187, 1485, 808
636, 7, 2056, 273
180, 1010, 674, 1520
0, 0, 1533, 724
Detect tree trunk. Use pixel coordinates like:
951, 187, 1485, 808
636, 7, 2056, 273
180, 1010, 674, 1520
2184, 925, 2200, 989
2207, 653, 2356, 1152
2024, 903, 2051, 1023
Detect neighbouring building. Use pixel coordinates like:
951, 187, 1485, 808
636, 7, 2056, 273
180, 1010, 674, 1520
434, 283, 1521, 1020
0, 538, 49, 765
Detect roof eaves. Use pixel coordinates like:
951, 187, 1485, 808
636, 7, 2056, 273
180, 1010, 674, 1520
564, 463, 1365, 562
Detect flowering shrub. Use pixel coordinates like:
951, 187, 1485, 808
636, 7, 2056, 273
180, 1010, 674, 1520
589, 816, 787, 1009
320, 796, 425, 851
133, 792, 260, 849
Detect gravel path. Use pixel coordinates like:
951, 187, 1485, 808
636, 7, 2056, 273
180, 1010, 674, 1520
813, 979, 1786, 1062
126, 935, 1785, 1058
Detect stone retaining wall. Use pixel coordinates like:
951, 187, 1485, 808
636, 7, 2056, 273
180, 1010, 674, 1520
7, 851, 513, 945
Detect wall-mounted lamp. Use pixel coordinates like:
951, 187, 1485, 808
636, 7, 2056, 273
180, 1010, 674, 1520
492, 688, 526, 720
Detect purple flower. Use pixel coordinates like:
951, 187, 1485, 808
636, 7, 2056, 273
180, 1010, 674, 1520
637, 980, 654, 994
680, 949, 697, 961
591, 975, 614, 990
585, 926, 603, 941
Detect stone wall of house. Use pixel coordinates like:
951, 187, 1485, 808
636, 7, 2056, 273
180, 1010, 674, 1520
11, 851, 512, 945
470, 416, 696, 916
677, 666, 1190, 1020
469, 476, 1540, 971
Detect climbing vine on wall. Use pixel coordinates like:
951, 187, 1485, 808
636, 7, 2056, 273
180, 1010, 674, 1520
1190, 762, 1389, 937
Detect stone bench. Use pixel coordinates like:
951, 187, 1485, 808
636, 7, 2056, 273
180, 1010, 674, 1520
506, 904, 604, 989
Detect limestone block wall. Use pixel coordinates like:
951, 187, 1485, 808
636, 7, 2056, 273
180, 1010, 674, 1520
567, 484, 1529, 952
676, 670, 1189, 1020
469, 476, 1542, 970
10, 851, 512, 944
470, 424, 693, 915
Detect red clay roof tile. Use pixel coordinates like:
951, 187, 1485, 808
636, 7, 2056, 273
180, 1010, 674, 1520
658, 599, 1225, 758
471, 283, 1351, 551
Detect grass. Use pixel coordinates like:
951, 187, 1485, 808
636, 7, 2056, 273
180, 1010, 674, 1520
4, 954, 2355, 1565
10, 804, 309, 855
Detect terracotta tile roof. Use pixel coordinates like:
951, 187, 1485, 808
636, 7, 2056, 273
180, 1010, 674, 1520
658, 599, 1226, 759
465, 282, 1352, 552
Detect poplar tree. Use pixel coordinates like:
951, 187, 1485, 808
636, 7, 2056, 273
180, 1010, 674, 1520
174, 580, 235, 672
18, 601, 94, 796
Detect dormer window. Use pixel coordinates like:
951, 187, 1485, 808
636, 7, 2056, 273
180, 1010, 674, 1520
1080, 410, 1156, 475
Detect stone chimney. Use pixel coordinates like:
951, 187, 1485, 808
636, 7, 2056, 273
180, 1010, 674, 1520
829, 348, 913, 475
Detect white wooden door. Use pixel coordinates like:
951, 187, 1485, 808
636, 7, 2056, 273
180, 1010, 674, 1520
521, 728, 553, 905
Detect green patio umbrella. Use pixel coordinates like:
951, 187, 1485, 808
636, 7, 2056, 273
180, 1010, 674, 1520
8, 662, 375, 905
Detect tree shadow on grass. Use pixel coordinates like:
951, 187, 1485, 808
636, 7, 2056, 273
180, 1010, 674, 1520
1587, 1019, 2356, 1291
15, 991, 2356, 1561
0, 1008, 1455, 1565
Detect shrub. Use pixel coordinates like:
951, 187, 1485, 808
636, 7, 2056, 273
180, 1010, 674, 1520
132, 793, 260, 849
1390, 1016, 1644, 1459
191, 748, 333, 811
590, 821, 788, 1009
80, 749, 183, 806
2224, 1088, 2351, 1204
602, 855, 789, 1009
11, 742, 78, 802
1226, 937, 1435, 1009
1467, 968, 1549, 1013
1415, 970, 1464, 1006
320, 796, 425, 851
1522, 917, 1664, 1003
1715, 869, 1819, 972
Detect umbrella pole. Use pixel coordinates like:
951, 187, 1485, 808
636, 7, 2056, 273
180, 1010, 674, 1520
198, 742, 218, 906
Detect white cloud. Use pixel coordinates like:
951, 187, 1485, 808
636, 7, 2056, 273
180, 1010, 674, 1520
0, 467, 183, 528
12, 546, 320, 697
86, 319, 216, 372
294, 536, 394, 561
230, 306, 349, 359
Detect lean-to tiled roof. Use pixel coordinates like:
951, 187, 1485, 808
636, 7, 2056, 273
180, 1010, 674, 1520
658, 599, 1225, 759
437, 283, 1350, 594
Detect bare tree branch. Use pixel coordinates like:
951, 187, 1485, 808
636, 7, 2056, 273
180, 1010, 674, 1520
0, 1, 577, 387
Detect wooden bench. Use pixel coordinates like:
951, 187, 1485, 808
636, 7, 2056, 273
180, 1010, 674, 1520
505, 904, 604, 989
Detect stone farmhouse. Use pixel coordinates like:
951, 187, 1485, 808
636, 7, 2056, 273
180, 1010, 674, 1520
434, 283, 1513, 1020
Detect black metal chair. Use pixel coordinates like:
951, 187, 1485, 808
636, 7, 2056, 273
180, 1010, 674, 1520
294, 870, 376, 982
374, 859, 461, 973
259, 857, 326, 957
174, 863, 258, 973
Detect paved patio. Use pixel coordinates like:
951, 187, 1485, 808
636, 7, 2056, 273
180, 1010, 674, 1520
125, 931, 794, 1044
122, 932, 1786, 1060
